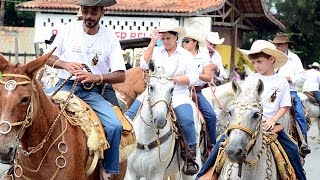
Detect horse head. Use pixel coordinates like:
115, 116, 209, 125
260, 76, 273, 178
146, 59, 177, 129
0, 49, 55, 164
225, 79, 264, 163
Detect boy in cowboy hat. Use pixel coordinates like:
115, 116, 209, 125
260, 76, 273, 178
206, 32, 227, 84
125, 19, 200, 175
303, 62, 320, 104
197, 40, 306, 180
46, 0, 126, 176
182, 28, 217, 146
270, 33, 311, 156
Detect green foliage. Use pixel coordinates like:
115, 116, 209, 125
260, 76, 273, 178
244, 0, 320, 67
4, 1, 35, 27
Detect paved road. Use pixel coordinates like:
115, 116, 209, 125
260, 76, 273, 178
0, 121, 319, 179
305, 120, 320, 180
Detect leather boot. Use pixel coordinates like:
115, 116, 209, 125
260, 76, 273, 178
300, 135, 311, 157
182, 144, 199, 176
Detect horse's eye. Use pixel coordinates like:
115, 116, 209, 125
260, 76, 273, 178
20, 96, 30, 104
170, 87, 174, 93
252, 112, 260, 119
149, 85, 154, 91
227, 110, 232, 116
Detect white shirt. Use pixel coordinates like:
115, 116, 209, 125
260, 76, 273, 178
242, 73, 291, 119
140, 45, 199, 96
192, 50, 211, 86
303, 69, 320, 91
209, 50, 227, 79
50, 21, 125, 80
277, 50, 306, 91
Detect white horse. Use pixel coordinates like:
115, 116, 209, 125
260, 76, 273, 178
219, 80, 279, 179
298, 92, 320, 143
125, 60, 202, 179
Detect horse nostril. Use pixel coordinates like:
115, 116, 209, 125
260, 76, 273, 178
234, 148, 243, 157
8, 147, 15, 155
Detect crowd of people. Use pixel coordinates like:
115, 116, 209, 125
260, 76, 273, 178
44, 0, 319, 178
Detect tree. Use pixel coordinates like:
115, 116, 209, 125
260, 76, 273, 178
4, 1, 35, 27
243, 0, 320, 67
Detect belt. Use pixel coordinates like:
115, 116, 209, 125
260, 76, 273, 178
194, 86, 202, 91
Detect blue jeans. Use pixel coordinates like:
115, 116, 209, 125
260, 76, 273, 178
196, 90, 217, 144
47, 79, 122, 174
291, 91, 307, 137
313, 90, 320, 104
125, 100, 197, 146
196, 132, 306, 180
101, 83, 119, 107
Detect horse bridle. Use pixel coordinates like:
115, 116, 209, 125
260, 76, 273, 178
0, 74, 35, 140
225, 100, 263, 163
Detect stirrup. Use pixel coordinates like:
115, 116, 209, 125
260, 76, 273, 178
300, 144, 311, 157
183, 160, 199, 176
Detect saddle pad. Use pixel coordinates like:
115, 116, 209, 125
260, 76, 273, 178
77, 98, 109, 157
51, 91, 108, 159
113, 106, 133, 132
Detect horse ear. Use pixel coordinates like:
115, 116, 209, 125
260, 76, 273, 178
231, 79, 241, 96
25, 47, 56, 77
148, 59, 155, 73
0, 54, 9, 72
255, 79, 264, 96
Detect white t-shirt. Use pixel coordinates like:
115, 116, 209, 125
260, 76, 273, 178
303, 69, 320, 91
242, 73, 291, 119
49, 21, 126, 80
140, 45, 199, 96
277, 50, 306, 91
192, 50, 211, 86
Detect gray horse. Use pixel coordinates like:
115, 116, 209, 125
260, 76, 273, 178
219, 80, 279, 180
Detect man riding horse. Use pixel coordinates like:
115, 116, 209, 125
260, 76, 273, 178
46, 0, 125, 177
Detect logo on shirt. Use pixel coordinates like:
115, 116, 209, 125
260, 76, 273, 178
270, 88, 280, 103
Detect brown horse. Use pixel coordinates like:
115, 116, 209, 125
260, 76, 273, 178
0, 50, 99, 179
112, 67, 148, 112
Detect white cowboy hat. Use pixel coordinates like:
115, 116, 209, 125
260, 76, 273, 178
78, 0, 116, 7
308, 62, 320, 68
238, 40, 287, 69
184, 28, 206, 47
158, 19, 186, 38
206, 32, 225, 45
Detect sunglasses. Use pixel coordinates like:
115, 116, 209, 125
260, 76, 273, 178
182, 39, 193, 43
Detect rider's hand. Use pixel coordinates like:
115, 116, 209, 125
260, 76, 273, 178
74, 70, 100, 84
263, 118, 276, 131
62, 62, 84, 74
150, 28, 162, 44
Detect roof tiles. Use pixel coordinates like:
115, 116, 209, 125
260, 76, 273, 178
16, 0, 226, 14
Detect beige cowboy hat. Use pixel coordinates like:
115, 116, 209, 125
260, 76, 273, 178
184, 28, 206, 47
76, 8, 82, 17
238, 40, 288, 69
206, 32, 225, 45
269, 33, 292, 44
308, 62, 320, 68
78, 0, 116, 7
158, 19, 186, 38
